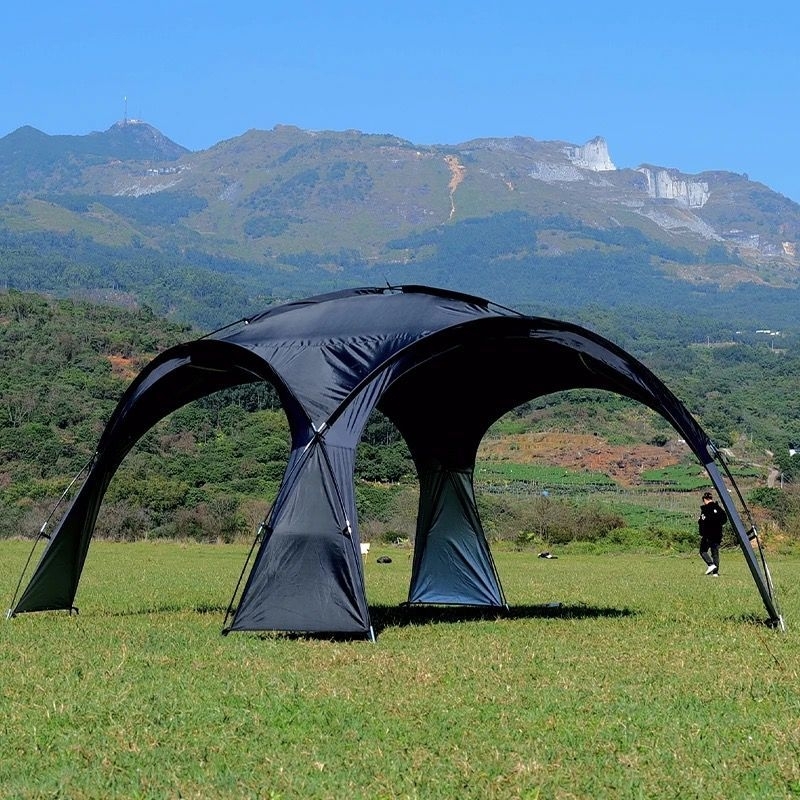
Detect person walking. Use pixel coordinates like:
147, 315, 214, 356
698, 490, 727, 576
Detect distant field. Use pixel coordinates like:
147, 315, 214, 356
1, 541, 797, 799
640, 462, 762, 491
477, 461, 616, 487
640, 463, 714, 490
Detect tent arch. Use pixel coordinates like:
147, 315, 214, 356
8, 338, 306, 615
97, 337, 314, 453
371, 315, 766, 612
10, 285, 783, 633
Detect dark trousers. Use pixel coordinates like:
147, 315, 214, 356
700, 536, 721, 569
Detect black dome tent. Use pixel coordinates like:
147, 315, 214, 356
8, 286, 783, 635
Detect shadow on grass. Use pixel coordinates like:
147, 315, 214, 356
369, 602, 636, 634
238, 603, 636, 642
101, 601, 229, 617
728, 611, 785, 629
89, 601, 635, 640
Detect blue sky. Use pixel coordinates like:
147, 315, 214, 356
3, 1, 799, 201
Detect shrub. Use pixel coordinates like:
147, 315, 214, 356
356, 482, 402, 524
748, 486, 790, 522
95, 502, 153, 541
505, 495, 625, 547
526, 499, 624, 545
158, 498, 247, 543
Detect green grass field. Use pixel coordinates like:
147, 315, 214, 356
1, 541, 798, 799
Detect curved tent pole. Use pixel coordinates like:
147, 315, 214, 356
222, 516, 269, 633
522, 324, 784, 628
703, 452, 783, 630
596, 348, 783, 629
562, 353, 783, 628
198, 316, 252, 340
715, 450, 780, 606
317, 339, 467, 437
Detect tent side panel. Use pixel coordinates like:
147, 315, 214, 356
408, 465, 504, 606
229, 442, 370, 634
12, 344, 299, 617
11, 467, 111, 613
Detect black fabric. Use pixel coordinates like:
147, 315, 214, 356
10, 285, 782, 632
229, 441, 369, 634
409, 465, 504, 606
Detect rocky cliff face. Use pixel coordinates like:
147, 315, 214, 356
636, 167, 709, 207
528, 162, 586, 182
528, 136, 616, 182
564, 136, 616, 171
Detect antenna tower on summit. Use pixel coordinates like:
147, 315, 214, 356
123, 95, 128, 125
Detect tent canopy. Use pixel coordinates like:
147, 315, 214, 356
9, 285, 783, 634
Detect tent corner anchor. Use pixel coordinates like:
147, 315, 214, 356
766, 615, 786, 633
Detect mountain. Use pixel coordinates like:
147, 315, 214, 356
1, 121, 800, 329
0, 121, 188, 202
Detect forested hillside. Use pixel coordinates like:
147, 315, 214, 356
4, 124, 800, 337
2, 290, 800, 546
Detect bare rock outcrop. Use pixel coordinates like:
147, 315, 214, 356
563, 136, 616, 172
637, 167, 709, 207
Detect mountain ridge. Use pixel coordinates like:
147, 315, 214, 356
1, 120, 800, 329
3, 121, 797, 255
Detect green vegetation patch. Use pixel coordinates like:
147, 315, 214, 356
45, 192, 209, 226
640, 463, 709, 490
